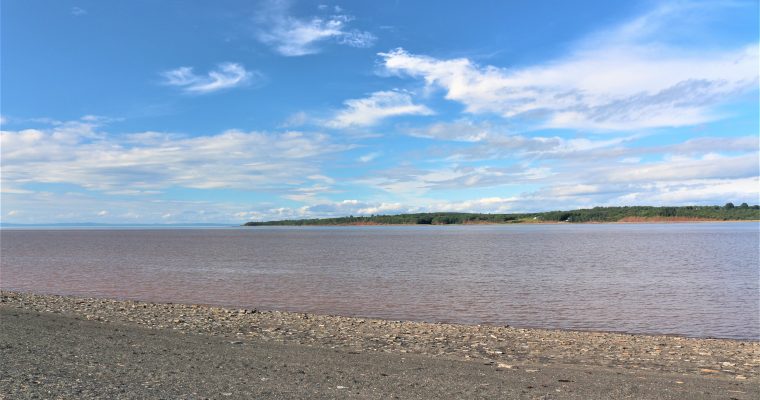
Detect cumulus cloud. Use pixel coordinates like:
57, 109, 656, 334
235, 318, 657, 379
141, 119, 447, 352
161, 63, 258, 94
327, 91, 433, 128
255, 2, 376, 56
378, 3, 758, 131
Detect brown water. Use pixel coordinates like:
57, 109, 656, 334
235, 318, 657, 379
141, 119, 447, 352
1, 223, 758, 339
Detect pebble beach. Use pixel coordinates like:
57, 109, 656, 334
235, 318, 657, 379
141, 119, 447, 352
2, 291, 757, 381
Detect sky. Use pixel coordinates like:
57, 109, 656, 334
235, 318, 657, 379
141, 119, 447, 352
1, 0, 758, 224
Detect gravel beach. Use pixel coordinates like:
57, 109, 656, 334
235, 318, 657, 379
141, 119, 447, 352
1, 291, 758, 399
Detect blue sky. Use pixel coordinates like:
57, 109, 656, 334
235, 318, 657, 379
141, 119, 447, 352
1, 0, 758, 223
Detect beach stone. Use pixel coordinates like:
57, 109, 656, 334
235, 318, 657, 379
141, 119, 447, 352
1, 290, 758, 381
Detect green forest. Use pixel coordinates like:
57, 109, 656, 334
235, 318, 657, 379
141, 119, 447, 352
244, 204, 760, 226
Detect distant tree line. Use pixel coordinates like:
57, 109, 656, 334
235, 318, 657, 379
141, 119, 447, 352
243, 205, 760, 226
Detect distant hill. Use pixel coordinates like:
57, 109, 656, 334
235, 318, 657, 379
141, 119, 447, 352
244, 204, 760, 226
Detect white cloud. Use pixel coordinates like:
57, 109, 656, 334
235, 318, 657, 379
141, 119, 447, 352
543, 184, 601, 198
228, 174, 760, 222
233, 197, 519, 221
281, 111, 311, 127
407, 119, 492, 142
426, 197, 519, 214
0, 185, 33, 194
381, 46, 757, 130
405, 119, 646, 163
262, 199, 416, 219
354, 132, 758, 209
356, 163, 550, 197
327, 91, 433, 128
1, 118, 352, 193
0, 189, 259, 224
282, 183, 335, 203
97, 210, 109, 216
255, 2, 376, 56
600, 153, 759, 183
378, 3, 758, 131
161, 63, 258, 94
358, 152, 381, 162
337, 30, 376, 48
71, 7, 87, 16
356, 202, 406, 215
614, 177, 760, 204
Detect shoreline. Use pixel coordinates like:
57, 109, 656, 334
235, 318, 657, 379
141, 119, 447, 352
3, 291, 758, 381
242, 219, 760, 227
1, 219, 756, 230
3, 289, 755, 341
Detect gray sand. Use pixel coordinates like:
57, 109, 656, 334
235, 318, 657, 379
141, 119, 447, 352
1, 292, 758, 399
2, 309, 757, 399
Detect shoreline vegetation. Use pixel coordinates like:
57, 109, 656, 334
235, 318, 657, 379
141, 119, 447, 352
2, 291, 758, 381
243, 204, 760, 226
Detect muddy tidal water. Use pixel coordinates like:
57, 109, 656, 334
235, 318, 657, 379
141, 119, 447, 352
1, 223, 758, 339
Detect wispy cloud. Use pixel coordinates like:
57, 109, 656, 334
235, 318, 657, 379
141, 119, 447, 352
327, 91, 433, 128
381, 45, 757, 131
407, 119, 494, 142
161, 63, 258, 94
255, 1, 376, 56
358, 152, 381, 163
379, 3, 758, 131
353, 119, 758, 207
403, 119, 644, 162
600, 153, 759, 183
231, 172, 760, 221
1, 117, 352, 193
71, 7, 87, 16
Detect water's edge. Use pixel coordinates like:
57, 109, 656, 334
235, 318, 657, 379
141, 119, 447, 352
4, 289, 757, 341
3, 290, 758, 381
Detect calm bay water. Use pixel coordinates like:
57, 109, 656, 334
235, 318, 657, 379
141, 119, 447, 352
1, 223, 758, 339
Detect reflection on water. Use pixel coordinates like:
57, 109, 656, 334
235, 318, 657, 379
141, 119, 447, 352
1, 223, 758, 339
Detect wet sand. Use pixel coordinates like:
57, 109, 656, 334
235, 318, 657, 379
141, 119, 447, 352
1, 291, 758, 399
